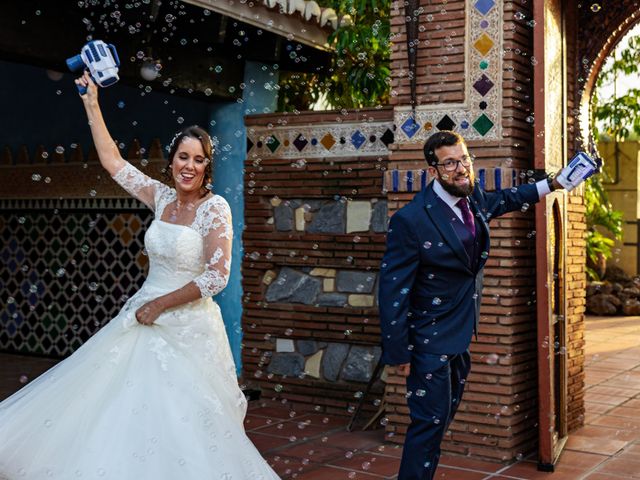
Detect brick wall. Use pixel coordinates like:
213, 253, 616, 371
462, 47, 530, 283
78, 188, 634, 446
565, 3, 587, 433
242, 109, 393, 416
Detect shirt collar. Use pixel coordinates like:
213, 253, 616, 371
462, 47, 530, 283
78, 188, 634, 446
432, 178, 467, 209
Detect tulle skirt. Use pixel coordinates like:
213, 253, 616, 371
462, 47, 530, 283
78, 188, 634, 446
0, 288, 279, 479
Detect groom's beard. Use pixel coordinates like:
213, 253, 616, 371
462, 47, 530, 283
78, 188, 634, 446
437, 170, 475, 197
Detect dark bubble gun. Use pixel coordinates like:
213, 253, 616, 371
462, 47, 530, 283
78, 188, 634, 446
66, 40, 120, 95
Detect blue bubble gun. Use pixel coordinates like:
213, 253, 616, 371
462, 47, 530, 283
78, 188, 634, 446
66, 40, 120, 95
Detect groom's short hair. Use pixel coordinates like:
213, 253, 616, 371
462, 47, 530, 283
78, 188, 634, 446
423, 131, 466, 166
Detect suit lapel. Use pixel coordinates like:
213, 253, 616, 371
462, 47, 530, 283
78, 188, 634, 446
423, 183, 473, 273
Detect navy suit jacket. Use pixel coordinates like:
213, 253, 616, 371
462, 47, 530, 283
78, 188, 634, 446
378, 180, 540, 369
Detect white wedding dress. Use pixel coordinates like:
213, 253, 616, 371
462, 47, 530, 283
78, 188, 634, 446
0, 162, 279, 480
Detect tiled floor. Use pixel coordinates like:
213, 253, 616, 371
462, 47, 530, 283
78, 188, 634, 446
2, 314, 640, 479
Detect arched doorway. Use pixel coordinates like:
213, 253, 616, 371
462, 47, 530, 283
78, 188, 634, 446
534, 0, 640, 471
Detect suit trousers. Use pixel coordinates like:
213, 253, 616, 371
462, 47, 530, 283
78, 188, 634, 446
398, 351, 471, 480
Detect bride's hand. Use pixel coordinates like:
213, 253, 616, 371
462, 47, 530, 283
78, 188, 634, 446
75, 71, 98, 103
135, 299, 164, 325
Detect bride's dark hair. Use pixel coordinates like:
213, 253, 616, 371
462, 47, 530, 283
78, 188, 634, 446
162, 125, 213, 192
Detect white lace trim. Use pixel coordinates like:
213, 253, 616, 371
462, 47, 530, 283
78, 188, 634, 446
194, 268, 229, 298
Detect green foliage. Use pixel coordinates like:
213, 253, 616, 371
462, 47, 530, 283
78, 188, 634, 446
277, 0, 391, 111
587, 35, 640, 279
584, 175, 623, 280
592, 36, 640, 142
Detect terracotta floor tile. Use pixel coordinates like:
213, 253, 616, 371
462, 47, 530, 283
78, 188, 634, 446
244, 413, 284, 431
584, 392, 630, 406
430, 466, 487, 479
276, 442, 349, 463
320, 430, 387, 451
622, 398, 640, 409
570, 425, 640, 443
253, 418, 342, 439
366, 444, 404, 458
619, 444, 640, 462
438, 454, 503, 473
594, 457, 640, 478
554, 449, 608, 471
565, 434, 630, 456
294, 465, 386, 480
329, 452, 401, 477
584, 401, 615, 415
248, 405, 299, 419
266, 454, 312, 478
582, 473, 636, 479
606, 406, 640, 419
587, 386, 640, 398
500, 460, 591, 479
247, 431, 297, 452
591, 414, 640, 431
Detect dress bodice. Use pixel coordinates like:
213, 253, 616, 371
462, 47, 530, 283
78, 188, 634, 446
144, 221, 205, 292
111, 161, 233, 298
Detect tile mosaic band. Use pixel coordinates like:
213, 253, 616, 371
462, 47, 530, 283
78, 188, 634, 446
247, 121, 395, 159
394, 0, 503, 142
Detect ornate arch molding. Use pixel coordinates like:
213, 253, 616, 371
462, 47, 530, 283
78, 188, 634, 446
578, 8, 640, 149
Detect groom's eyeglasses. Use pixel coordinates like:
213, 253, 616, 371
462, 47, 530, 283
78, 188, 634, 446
435, 155, 473, 172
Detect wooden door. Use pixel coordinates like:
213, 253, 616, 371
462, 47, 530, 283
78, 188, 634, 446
533, 0, 570, 470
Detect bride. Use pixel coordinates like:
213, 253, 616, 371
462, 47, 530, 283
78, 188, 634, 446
0, 72, 280, 480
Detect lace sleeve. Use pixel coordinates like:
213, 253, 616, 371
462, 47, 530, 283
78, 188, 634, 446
111, 161, 169, 211
193, 196, 233, 298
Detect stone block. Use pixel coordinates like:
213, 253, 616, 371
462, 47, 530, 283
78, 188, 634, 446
295, 207, 306, 231
323, 278, 335, 292
289, 276, 322, 304
263, 270, 277, 285
346, 201, 372, 233
297, 339, 323, 356
337, 271, 377, 293
371, 200, 389, 233
348, 294, 375, 307
310, 268, 337, 277
274, 204, 293, 231
265, 267, 306, 302
321, 343, 350, 382
276, 338, 295, 353
304, 350, 323, 379
267, 352, 305, 377
341, 346, 381, 382
316, 293, 348, 307
308, 202, 345, 234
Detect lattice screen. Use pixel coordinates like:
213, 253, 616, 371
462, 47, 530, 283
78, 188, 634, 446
1, 200, 151, 357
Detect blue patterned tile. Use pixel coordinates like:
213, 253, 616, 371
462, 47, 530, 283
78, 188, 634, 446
401, 117, 420, 138
474, 0, 495, 15
351, 130, 366, 149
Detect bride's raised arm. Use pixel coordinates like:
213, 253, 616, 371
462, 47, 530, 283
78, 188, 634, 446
76, 71, 165, 211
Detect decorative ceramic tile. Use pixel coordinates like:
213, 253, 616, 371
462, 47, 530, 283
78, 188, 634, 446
247, 121, 394, 159
383, 167, 526, 193
394, 0, 503, 142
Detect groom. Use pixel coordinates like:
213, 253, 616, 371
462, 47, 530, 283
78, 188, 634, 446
378, 131, 572, 479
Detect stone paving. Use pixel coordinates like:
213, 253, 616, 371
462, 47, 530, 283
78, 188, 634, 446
2, 314, 640, 479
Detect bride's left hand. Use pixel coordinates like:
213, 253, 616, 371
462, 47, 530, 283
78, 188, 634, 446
135, 299, 164, 325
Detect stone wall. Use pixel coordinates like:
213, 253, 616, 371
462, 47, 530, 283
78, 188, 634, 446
242, 108, 393, 416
